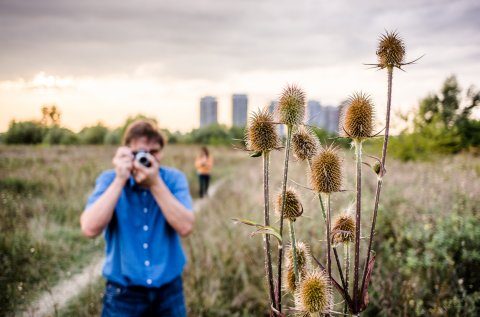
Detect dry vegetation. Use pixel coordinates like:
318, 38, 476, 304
1, 145, 479, 316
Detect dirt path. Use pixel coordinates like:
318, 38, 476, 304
21, 179, 226, 317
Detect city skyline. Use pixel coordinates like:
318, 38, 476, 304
0, 0, 479, 133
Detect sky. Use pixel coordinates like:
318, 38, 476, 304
0, 0, 479, 132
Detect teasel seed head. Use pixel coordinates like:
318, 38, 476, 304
294, 269, 333, 314
285, 241, 311, 271
284, 266, 300, 293
277, 84, 306, 126
341, 92, 375, 140
376, 30, 406, 69
276, 187, 303, 220
292, 126, 320, 161
310, 146, 342, 193
245, 107, 279, 152
331, 213, 355, 245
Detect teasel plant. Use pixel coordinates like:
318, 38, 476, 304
275, 84, 307, 314
236, 107, 281, 314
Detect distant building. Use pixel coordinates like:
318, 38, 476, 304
268, 101, 285, 137
232, 94, 248, 127
306, 99, 340, 133
200, 96, 218, 127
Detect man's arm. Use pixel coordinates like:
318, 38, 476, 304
80, 147, 133, 238
134, 158, 194, 237
80, 177, 125, 237
150, 178, 195, 237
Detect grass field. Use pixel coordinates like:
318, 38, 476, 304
1, 144, 480, 316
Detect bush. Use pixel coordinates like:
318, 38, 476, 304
43, 127, 79, 145
4, 121, 46, 144
103, 128, 122, 145
78, 124, 109, 145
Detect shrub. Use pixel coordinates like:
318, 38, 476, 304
43, 127, 79, 145
78, 124, 109, 144
4, 121, 46, 144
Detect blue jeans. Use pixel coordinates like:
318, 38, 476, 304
101, 276, 187, 317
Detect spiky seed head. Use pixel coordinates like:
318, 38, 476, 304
341, 92, 375, 140
331, 214, 355, 244
285, 241, 311, 271
277, 84, 306, 126
276, 187, 303, 220
373, 161, 381, 175
376, 31, 406, 69
284, 266, 298, 293
310, 146, 342, 193
292, 126, 320, 161
245, 108, 279, 152
294, 269, 333, 314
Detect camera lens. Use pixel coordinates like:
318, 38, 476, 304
135, 151, 151, 167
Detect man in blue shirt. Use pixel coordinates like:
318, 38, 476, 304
81, 120, 194, 317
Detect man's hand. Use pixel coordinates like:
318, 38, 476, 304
112, 147, 133, 182
133, 153, 161, 188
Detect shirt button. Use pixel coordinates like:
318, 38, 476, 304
143, 208, 148, 213
143, 225, 148, 231
146, 279, 152, 285
145, 260, 150, 267
143, 192, 147, 196
143, 243, 149, 249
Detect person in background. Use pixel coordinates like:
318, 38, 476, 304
80, 120, 194, 317
195, 146, 213, 198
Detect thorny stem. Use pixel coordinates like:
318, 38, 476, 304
276, 124, 292, 313
344, 243, 351, 315
360, 67, 393, 304
263, 151, 276, 311
326, 193, 332, 282
288, 220, 299, 284
353, 139, 363, 312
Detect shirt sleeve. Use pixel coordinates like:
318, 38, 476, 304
172, 172, 193, 211
84, 171, 116, 210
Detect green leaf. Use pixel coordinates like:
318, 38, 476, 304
251, 228, 283, 242
249, 151, 262, 157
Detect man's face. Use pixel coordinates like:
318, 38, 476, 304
128, 137, 163, 186
129, 136, 163, 167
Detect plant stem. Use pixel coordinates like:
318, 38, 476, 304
353, 139, 363, 312
288, 219, 299, 284
360, 67, 393, 302
276, 124, 292, 313
326, 193, 332, 281
262, 151, 276, 310
344, 243, 350, 315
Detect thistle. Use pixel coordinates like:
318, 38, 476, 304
292, 126, 320, 161
275, 187, 303, 220
310, 146, 342, 194
376, 31, 406, 70
245, 108, 278, 153
275, 84, 307, 312
332, 213, 356, 245
294, 269, 333, 315
285, 241, 311, 270
341, 93, 375, 141
277, 84, 306, 126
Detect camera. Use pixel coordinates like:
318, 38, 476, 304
134, 150, 152, 167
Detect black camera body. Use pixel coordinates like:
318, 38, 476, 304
134, 150, 151, 167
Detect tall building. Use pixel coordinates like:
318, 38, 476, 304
268, 101, 285, 137
306, 99, 340, 133
200, 96, 218, 128
232, 94, 248, 127
307, 100, 322, 126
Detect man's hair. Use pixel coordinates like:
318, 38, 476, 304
123, 120, 166, 148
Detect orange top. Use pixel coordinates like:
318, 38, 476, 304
195, 155, 213, 174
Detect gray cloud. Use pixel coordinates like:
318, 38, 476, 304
0, 0, 479, 80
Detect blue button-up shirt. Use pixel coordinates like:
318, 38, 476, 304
85, 166, 193, 288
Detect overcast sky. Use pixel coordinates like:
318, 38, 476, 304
0, 0, 479, 132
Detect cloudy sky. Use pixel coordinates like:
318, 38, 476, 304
0, 0, 479, 132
